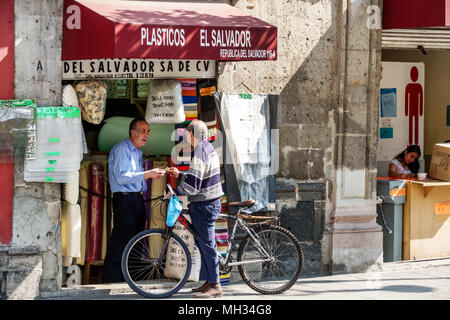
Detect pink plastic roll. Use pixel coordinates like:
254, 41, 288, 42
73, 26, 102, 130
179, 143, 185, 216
86, 163, 104, 262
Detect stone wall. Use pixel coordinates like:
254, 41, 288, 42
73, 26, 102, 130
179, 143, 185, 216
1, 0, 64, 300
218, 0, 383, 274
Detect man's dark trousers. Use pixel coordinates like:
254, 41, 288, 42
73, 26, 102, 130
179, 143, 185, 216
103, 193, 146, 283
188, 198, 221, 284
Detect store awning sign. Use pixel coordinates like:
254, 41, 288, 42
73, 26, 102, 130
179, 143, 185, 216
383, 0, 450, 29
63, 59, 216, 80
62, 0, 277, 62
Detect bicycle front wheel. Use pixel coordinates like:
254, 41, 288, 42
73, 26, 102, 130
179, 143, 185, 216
237, 225, 303, 294
121, 229, 191, 298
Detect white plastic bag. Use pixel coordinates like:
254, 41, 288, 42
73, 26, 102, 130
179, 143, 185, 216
145, 79, 185, 124
62, 84, 80, 109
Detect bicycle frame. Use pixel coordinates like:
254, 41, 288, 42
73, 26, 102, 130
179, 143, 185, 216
165, 210, 272, 268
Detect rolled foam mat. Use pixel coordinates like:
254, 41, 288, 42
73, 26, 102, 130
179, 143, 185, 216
143, 159, 154, 229
86, 162, 104, 262
62, 202, 81, 267
101, 161, 108, 260
62, 174, 79, 205
167, 157, 178, 191
75, 161, 90, 265
149, 161, 168, 256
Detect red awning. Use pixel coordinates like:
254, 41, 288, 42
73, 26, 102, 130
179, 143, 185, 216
62, 0, 277, 61
383, 0, 450, 29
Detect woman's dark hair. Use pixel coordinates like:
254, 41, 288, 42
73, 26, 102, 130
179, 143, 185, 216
394, 145, 421, 174
129, 118, 147, 137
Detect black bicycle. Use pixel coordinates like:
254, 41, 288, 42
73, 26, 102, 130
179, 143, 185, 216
121, 190, 303, 298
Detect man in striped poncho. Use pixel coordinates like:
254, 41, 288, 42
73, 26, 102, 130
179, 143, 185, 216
167, 119, 224, 298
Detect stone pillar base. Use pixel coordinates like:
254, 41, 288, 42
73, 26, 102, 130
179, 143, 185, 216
327, 230, 383, 274
1, 246, 42, 300
326, 205, 383, 274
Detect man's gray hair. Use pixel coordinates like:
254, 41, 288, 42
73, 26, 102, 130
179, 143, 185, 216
186, 119, 208, 140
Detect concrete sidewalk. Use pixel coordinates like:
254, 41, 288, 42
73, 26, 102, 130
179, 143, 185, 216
40, 258, 450, 300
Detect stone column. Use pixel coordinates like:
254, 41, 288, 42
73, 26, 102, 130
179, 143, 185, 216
10, 0, 64, 298
324, 0, 383, 274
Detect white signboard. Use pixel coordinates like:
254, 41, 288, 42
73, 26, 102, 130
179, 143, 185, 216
63, 59, 216, 80
378, 61, 425, 162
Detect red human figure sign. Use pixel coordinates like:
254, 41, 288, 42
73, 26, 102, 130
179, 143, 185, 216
405, 66, 423, 145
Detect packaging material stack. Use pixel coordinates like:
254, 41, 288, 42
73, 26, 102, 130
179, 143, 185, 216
0, 99, 36, 244
179, 78, 198, 121
216, 194, 230, 285
75, 159, 111, 266
24, 106, 85, 183
197, 79, 218, 141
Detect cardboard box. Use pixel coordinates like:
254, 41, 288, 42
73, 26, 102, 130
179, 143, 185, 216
429, 143, 450, 181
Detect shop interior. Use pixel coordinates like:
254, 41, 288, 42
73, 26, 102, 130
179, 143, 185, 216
60, 77, 230, 286
58, 72, 277, 287
376, 49, 450, 264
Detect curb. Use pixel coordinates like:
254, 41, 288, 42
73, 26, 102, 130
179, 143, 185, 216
380, 257, 450, 272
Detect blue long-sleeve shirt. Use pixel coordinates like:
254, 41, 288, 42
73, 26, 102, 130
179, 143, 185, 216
108, 138, 146, 193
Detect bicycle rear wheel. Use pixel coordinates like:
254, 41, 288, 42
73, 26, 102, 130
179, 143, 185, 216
121, 229, 191, 298
237, 225, 303, 294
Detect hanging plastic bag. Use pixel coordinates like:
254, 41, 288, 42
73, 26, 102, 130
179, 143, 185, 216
62, 84, 80, 109
74, 80, 107, 124
166, 184, 182, 227
145, 79, 185, 124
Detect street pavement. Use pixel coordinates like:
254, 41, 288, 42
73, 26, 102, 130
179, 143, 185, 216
39, 257, 450, 300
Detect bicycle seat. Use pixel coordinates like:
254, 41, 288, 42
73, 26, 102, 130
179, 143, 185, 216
227, 199, 256, 208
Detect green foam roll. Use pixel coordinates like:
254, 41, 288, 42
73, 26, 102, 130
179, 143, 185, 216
98, 117, 175, 156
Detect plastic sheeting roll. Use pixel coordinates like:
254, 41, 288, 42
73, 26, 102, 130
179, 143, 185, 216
149, 161, 167, 257
62, 84, 80, 109
101, 161, 108, 260
76, 162, 90, 265
97, 117, 175, 156
62, 174, 79, 205
143, 159, 153, 229
86, 163, 104, 262
167, 157, 178, 191
61, 202, 82, 265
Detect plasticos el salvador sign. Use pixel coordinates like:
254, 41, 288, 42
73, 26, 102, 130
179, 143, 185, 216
61, 1, 277, 62
63, 59, 216, 80
139, 27, 276, 60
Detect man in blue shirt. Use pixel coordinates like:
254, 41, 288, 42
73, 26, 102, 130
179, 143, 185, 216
103, 118, 165, 283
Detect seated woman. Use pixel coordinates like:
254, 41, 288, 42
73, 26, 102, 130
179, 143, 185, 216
388, 145, 421, 179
